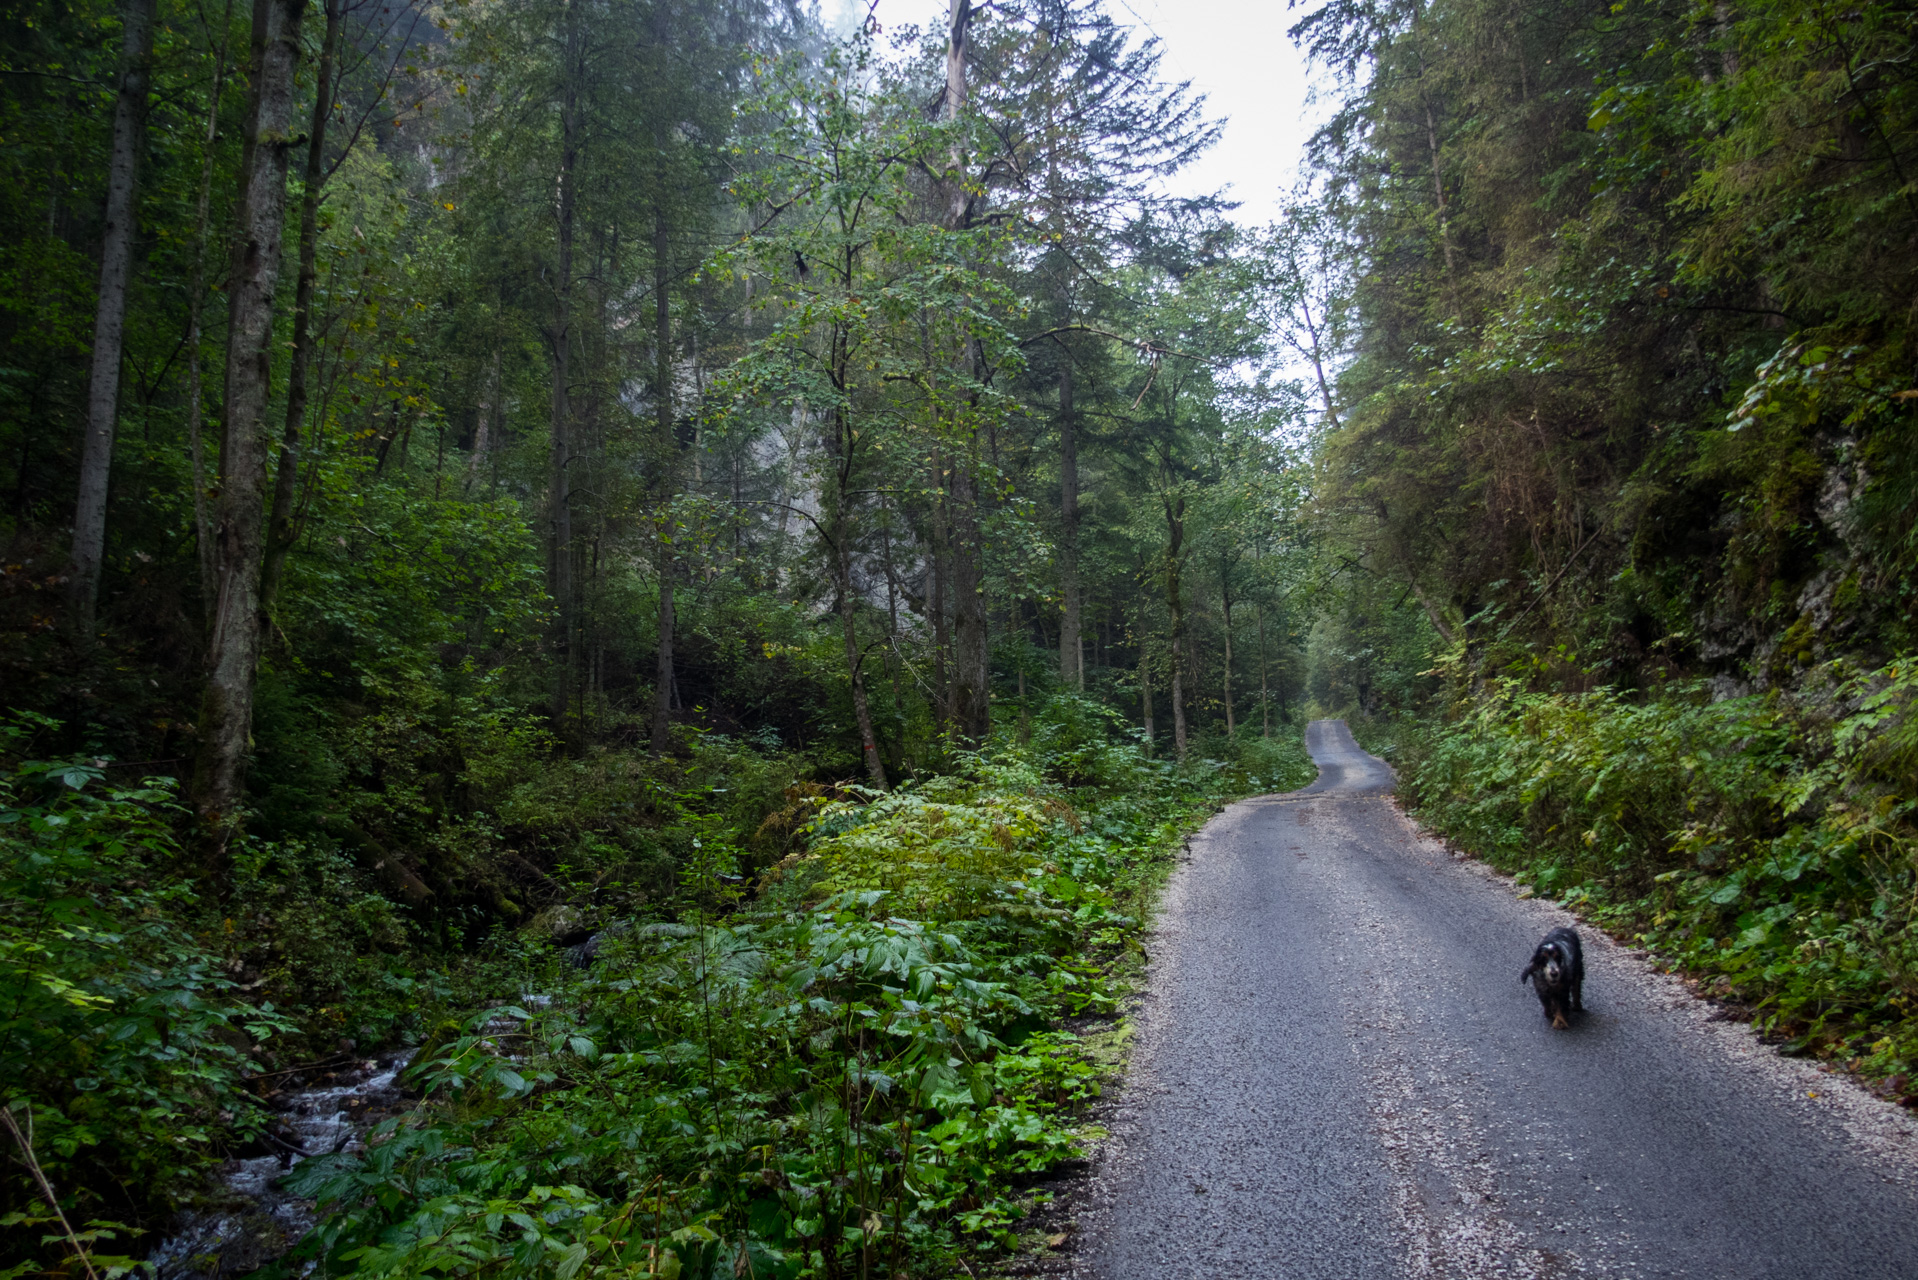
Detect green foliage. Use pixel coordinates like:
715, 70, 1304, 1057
1304, 0, 1918, 687
0, 695, 1274, 1273
2, 0, 1307, 1268
1295, 0, 1918, 1098
1219, 730, 1318, 796
270, 726, 1249, 1278
0, 717, 292, 1247
1395, 661, 1918, 1071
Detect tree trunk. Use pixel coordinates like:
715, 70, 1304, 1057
191, 0, 308, 855
942, 0, 972, 222
1406, 570, 1458, 647
1415, 46, 1462, 315
826, 401, 886, 787
68, 0, 156, 639
1164, 496, 1186, 759
1058, 359, 1082, 691
467, 348, 499, 492
1139, 642, 1154, 753
948, 457, 990, 743
548, 0, 581, 729
184, 0, 234, 622
880, 510, 905, 725
1298, 294, 1340, 431
837, 554, 887, 787
930, 471, 951, 728
1421, 91, 1455, 279
1222, 590, 1234, 737
261, 0, 343, 614
1258, 602, 1270, 737
650, 210, 675, 755
940, 0, 990, 745
653, 570, 675, 750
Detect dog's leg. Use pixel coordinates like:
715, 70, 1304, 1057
1551, 1010, 1570, 1030
1572, 978, 1584, 1013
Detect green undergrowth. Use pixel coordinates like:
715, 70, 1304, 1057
1366, 662, 1918, 1096
0, 716, 298, 1278
277, 740, 1291, 1278
0, 699, 1310, 1277
0, 707, 1277, 1280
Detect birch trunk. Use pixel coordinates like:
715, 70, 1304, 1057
1406, 570, 1458, 647
191, 0, 308, 852
466, 348, 499, 492
1139, 641, 1154, 753
68, 0, 156, 639
1421, 89, 1456, 279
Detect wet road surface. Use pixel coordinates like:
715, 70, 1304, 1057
1074, 720, 1918, 1279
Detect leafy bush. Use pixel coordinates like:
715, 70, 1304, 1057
1394, 663, 1918, 1074
0, 718, 291, 1266
1217, 729, 1317, 794
274, 727, 1251, 1279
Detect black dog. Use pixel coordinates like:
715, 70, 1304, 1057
1521, 927, 1585, 1029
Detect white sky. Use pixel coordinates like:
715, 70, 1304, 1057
1102, 0, 1326, 227
844, 0, 1330, 229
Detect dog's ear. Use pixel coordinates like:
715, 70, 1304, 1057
1520, 963, 1534, 986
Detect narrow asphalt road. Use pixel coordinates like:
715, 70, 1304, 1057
1074, 720, 1918, 1279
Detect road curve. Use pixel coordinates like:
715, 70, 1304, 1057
1073, 719, 1918, 1279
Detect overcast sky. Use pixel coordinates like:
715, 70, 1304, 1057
1103, 0, 1327, 227
841, 0, 1331, 229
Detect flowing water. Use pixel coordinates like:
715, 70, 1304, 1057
146, 1052, 414, 1279
143, 992, 557, 1277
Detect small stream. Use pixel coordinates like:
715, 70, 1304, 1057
143, 988, 561, 1277
146, 1052, 415, 1279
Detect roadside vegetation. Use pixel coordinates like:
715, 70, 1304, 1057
285, 724, 1311, 1279
2, 707, 1309, 1277
1353, 664, 1918, 1092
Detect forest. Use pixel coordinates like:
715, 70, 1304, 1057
0, 0, 1914, 1271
